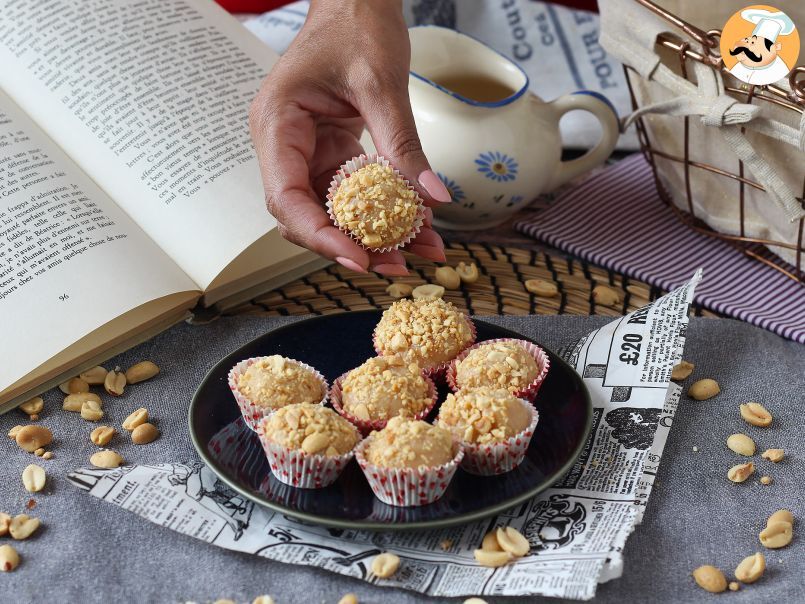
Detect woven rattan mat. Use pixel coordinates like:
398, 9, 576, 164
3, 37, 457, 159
224, 242, 716, 318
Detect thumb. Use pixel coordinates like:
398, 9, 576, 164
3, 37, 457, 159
358, 89, 452, 206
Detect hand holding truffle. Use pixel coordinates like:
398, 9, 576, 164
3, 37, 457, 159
248, 0, 451, 276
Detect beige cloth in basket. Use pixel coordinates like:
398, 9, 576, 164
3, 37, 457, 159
599, 0, 805, 266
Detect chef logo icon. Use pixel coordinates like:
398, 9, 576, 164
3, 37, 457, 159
720, 5, 800, 86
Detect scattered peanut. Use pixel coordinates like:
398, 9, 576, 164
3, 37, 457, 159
434, 266, 461, 290
7, 425, 23, 439
481, 530, 502, 551
496, 526, 530, 557
15, 425, 53, 453
132, 422, 160, 445
692, 565, 727, 593
759, 521, 793, 549
90, 426, 116, 446
90, 450, 124, 469
760, 476, 772, 485
734, 552, 765, 583
371, 552, 401, 578
122, 408, 149, 431
0, 545, 20, 572
439, 539, 453, 551
726, 433, 756, 457
411, 283, 445, 300
687, 379, 720, 400
63, 392, 101, 412
28, 414, 39, 421
727, 462, 755, 483
670, 360, 694, 381
592, 284, 621, 307
337, 594, 358, 604
42, 451, 53, 460
456, 261, 479, 284
104, 367, 127, 396
251, 597, 276, 604
33, 448, 44, 457
125, 361, 160, 384
767, 510, 794, 526
473, 548, 512, 568
385, 283, 413, 298
60, 377, 89, 394
0, 513, 10, 537
80, 400, 104, 422
21, 464, 46, 493
9, 514, 40, 540
728, 582, 740, 592
524, 279, 558, 297
19, 396, 43, 416
463, 599, 489, 604
740, 402, 772, 427
762, 449, 784, 463
79, 365, 108, 385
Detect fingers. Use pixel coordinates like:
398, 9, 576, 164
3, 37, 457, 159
250, 97, 370, 270
356, 85, 451, 207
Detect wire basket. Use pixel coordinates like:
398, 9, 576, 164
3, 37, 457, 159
622, 0, 805, 284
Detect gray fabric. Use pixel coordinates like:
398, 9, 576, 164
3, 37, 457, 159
2, 315, 802, 603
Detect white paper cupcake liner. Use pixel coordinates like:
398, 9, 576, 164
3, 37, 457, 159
451, 399, 539, 476
330, 369, 438, 436
255, 420, 360, 489
227, 357, 328, 432
372, 313, 477, 380
447, 337, 550, 401
355, 438, 464, 507
326, 154, 425, 253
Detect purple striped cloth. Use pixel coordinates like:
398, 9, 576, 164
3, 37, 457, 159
515, 154, 805, 343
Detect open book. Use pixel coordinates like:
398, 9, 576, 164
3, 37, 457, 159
0, 0, 325, 412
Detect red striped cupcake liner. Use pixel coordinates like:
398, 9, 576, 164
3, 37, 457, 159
372, 312, 477, 380
330, 370, 438, 436
446, 338, 550, 401
325, 154, 425, 253
355, 437, 464, 507
227, 357, 328, 432
448, 399, 539, 475
255, 419, 361, 489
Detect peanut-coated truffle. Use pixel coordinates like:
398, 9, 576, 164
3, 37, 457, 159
237, 356, 323, 409
437, 388, 530, 445
262, 403, 359, 456
365, 417, 454, 469
455, 340, 539, 394
341, 356, 431, 421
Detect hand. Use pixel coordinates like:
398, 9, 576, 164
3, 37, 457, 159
248, 0, 452, 276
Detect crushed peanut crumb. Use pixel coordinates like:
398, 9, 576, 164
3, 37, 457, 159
342, 356, 430, 421
262, 403, 358, 456
375, 298, 473, 369
237, 356, 324, 409
437, 388, 530, 445
331, 162, 419, 248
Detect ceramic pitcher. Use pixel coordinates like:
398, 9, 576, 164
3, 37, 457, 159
408, 26, 620, 230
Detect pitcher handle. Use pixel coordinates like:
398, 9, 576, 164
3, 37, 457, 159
546, 91, 620, 190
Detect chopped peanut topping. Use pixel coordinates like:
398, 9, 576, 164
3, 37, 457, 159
331, 163, 419, 248
375, 298, 473, 369
238, 356, 323, 410
263, 403, 359, 456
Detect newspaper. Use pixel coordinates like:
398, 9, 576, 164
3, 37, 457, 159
68, 270, 701, 600
243, 0, 639, 150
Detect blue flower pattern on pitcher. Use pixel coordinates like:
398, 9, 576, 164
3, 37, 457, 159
475, 151, 518, 182
437, 172, 466, 203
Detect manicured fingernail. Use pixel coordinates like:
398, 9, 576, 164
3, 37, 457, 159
371, 263, 409, 276
335, 256, 367, 273
408, 244, 446, 263
418, 169, 452, 203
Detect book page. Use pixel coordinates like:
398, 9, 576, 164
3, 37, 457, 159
0, 0, 297, 291
0, 89, 198, 396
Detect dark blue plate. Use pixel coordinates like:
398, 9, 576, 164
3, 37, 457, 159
188, 311, 592, 530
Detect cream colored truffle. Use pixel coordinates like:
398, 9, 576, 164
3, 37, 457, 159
365, 417, 454, 469
262, 403, 359, 456
342, 356, 431, 421
331, 163, 419, 248
374, 298, 473, 370
455, 341, 539, 394
437, 388, 530, 445
237, 356, 323, 409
